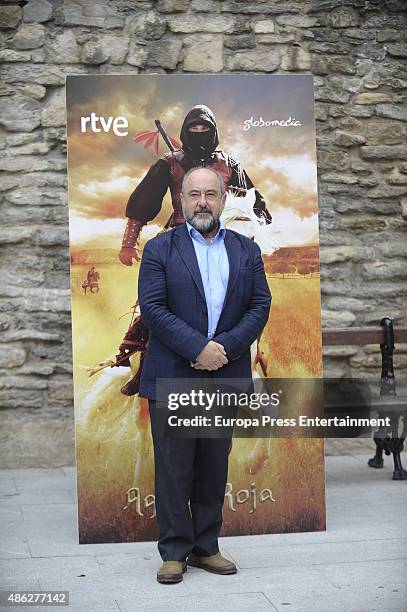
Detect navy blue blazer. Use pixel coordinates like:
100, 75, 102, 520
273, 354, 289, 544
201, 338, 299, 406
137, 222, 272, 400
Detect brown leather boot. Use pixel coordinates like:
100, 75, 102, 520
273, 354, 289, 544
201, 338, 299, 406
157, 560, 187, 584
187, 552, 237, 575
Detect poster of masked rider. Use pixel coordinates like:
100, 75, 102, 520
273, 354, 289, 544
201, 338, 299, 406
67, 74, 324, 544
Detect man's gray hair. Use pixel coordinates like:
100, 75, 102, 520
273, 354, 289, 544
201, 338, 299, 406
181, 166, 225, 196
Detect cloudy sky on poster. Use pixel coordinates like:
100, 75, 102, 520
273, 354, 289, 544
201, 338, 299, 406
66, 74, 319, 251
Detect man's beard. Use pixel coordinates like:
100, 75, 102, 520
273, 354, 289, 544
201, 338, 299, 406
184, 207, 219, 234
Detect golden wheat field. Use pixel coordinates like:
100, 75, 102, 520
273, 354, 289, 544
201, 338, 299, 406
71, 259, 325, 543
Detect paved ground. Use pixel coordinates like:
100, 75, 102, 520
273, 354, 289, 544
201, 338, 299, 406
0, 450, 406, 611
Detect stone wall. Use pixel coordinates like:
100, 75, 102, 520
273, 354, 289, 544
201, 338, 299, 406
0, 0, 406, 467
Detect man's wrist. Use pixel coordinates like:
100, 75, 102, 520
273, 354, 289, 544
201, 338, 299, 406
192, 339, 210, 363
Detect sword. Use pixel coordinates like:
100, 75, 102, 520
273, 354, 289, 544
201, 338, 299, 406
154, 119, 177, 153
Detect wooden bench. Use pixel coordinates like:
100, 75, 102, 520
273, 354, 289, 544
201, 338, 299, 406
323, 318, 407, 480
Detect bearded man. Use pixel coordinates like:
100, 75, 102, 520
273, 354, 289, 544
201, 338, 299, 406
137, 166, 271, 583
119, 104, 271, 265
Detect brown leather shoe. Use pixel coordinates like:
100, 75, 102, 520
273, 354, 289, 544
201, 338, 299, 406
187, 552, 237, 575
157, 560, 187, 584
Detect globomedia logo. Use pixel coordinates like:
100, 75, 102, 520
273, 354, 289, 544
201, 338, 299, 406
243, 116, 302, 131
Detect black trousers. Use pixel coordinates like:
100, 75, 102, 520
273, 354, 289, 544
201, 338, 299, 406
148, 400, 233, 562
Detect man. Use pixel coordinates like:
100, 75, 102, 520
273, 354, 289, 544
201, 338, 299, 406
119, 104, 271, 265
138, 167, 271, 584
84, 266, 100, 294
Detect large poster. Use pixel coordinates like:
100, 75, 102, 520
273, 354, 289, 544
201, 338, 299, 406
66, 74, 325, 544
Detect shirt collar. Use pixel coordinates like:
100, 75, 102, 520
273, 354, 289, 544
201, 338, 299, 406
186, 219, 225, 242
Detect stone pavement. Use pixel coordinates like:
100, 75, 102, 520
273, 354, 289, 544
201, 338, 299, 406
0, 451, 406, 612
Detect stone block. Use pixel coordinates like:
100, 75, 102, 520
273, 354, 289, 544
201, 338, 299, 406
191, 0, 220, 12
376, 104, 407, 122
157, 0, 189, 11
125, 42, 148, 67
377, 29, 404, 42
256, 33, 295, 44
45, 30, 80, 63
1, 329, 63, 343
0, 95, 41, 132
311, 55, 356, 75
168, 14, 234, 33
48, 379, 74, 402
18, 363, 55, 376
253, 19, 275, 33
12, 24, 45, 49
367, 184, 407, 198
366, 121, 406, 145
336, 216, 387, 233
4, 187, 65, 207
338, 117, 363, 132
387, 43, 407, 58
81, 38, 109, 64
333, 131, 365, 147
345, 105, 373, 118
12, 83, 46, 100
0, 156, 65, 172
0, 49, 31, 62
0, 314, 11, 331
387, 168, 407, 184
55, 3, 124, 29
1, 377, 48, 391
41, 89, 66, 128
360, 145, 407, 160
362, 261, 407, 281
224, 33, 255, 50
33, 226, 69, 246
0, 349, 26, 368
343, 28, 375, 41
0, 390, 44, 409
1, 172, 67, 191
183, 34, 223, 72
5, 142, 52, 155
324, 296, 370, 313
323, 346, 359, 357
0, 226, 34, 245
309, 42, 353, 55
276, 15, 320, 28
281, 45, 311, 71
315, 87, 351, 104
321, 310, 356, 327
102, 34, 129, 64
147, 37, 182, 69
354, 92, 392, 105
221, 1, 301, 15
23, 0, 53, 23
320, 246, 355, 264
0, 5, 21, 28
317, 150, 351, 171
126, 10, 166, 39
328, 7, 360, 28
22, 289, 71, 313
1, 65, 65, 86
226, 49, 279, 72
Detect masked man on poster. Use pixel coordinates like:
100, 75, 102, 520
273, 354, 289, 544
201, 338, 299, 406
137, 166, 271, 584
119, 104, 271, 265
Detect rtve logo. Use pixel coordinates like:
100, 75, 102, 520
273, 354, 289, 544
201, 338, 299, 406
80, 113, 128, 137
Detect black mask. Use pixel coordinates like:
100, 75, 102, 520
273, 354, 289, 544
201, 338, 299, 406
187, 131, 214, 158
180, 106, 219, 158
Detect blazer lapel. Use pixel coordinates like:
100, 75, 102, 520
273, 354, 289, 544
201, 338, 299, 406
173, 223, 206, 303
220, 229, 241, 316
